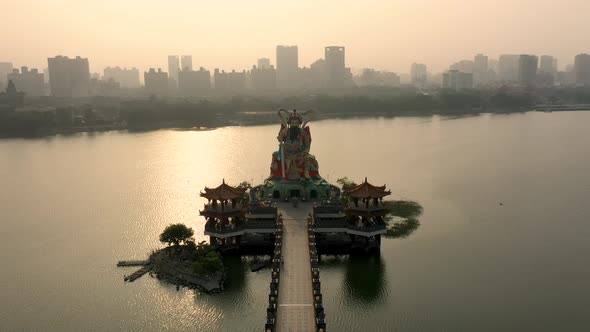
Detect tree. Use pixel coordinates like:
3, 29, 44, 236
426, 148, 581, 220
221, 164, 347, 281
336, 177, 357, 191
336, 177, 358, 203
159, 224, 194, 247
237, 181, 252, 191
192, 241, 224, 275
237, 181, 252, 203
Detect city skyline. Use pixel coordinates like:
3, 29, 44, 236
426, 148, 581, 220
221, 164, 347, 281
4, 49, 590, 98
2, 0, 589, 73
1, 47, 586, 80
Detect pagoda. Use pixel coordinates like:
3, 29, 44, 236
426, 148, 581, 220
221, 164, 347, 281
312, 177, 390, 253
345, 177, 391, 216
256, 109, 335, 201
200, 180, 247, 251
201, 180, 278, 252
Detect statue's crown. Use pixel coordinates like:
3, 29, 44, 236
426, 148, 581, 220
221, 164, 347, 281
288, 109, 302, 122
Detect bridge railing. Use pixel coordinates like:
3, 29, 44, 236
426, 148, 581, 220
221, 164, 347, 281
204, 219, 277, 234
314, 218, 386, 234
264, 214, 284, 332
308, 215, 326, 331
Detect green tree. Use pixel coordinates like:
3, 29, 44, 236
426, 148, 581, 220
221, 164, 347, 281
336, 177, 357, 191
336, 177, 358, 203
191, 241, 224, 275
202, 251, 224, 273
159, 224, 194, 247
237, 181, 252, 191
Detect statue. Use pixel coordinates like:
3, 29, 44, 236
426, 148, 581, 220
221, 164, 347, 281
270, 109, 319, 180
258, 108, 333, 201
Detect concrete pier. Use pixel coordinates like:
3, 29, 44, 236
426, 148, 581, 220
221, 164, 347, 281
276, 202, 316, 332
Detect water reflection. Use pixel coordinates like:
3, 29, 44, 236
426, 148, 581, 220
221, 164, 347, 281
342, 255, 388, 306
222, 255, 246, 294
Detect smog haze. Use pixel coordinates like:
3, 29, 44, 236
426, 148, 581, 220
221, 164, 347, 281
3, 0, 589, 72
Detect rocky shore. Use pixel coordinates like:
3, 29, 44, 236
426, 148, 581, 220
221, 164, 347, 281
148, 249, 226, 293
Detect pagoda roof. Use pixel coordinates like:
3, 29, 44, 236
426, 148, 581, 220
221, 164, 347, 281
200, 179, 246, 200
345, 177, 391, 199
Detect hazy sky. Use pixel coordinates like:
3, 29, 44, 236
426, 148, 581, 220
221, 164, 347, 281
2, 0, 589, 74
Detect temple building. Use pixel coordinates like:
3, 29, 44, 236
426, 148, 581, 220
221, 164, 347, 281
313, 178, 390, 253
201, 180, 278, 252
203, 110, 391, 254
198, 111, 394, 332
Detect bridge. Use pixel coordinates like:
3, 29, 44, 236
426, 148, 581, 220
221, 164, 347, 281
275, 202, 316, 331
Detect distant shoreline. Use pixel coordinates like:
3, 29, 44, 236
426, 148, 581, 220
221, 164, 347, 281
1, 107, 589, 139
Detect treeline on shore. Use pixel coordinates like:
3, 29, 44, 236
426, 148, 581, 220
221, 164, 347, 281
2, 86, 590, 137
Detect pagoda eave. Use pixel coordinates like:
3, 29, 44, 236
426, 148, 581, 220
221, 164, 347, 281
199, 209, 245, 218
344, 208, 389, 217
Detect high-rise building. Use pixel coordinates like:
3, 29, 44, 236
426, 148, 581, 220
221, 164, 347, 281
498, 54, 520, 83
250, 65, 276, 91
178, 67, 211, 97
380, 71, 401, 87
228, 70, 246, 94
301, 59, 327, 89
537, 55, 556, 87
213, 69, 246, 95
257, 58, 271, 69
473, 54, 488, 85
539, 55, 555, 74
47, 56, 90, 98
0, 62, 13, 89
410, 63, 428, 86
488, 59, 499, 73
180, 55, 192, 71
325, 46, 347, 88
450, 60, 474, 73
356, 69, 400, 87
43, 68, 49, 84
276, 45, 299, 89
213, 69, 228, 93
518, 54, 538, 87
574, 54, 590, 86
103, 67, 140, 88
442, 70, 473, 90
144, 68, 169, 97
168, 55, 180, 85
7, 67, 45, 96
89, 76, 121, 97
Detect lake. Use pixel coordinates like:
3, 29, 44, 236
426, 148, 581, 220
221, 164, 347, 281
1, 111, 589, 331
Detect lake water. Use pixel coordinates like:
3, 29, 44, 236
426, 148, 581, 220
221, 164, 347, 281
1, 112, 590, 331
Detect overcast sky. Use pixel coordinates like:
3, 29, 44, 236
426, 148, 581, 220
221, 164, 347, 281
2, 0, 589, 74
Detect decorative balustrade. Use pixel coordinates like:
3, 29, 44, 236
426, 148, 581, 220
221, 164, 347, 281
307, 215, 326, 332
201, 203, 245, 213
313, 218, 387, 234
204, 218, 278, 235
264, 213, 284, 332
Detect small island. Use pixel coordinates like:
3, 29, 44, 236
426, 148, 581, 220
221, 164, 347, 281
119, 223, 226, 293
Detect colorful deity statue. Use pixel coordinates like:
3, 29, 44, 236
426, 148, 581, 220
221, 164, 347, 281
270, 109, 320, 180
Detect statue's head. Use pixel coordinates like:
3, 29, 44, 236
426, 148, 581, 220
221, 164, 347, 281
288, 109, 302, 127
